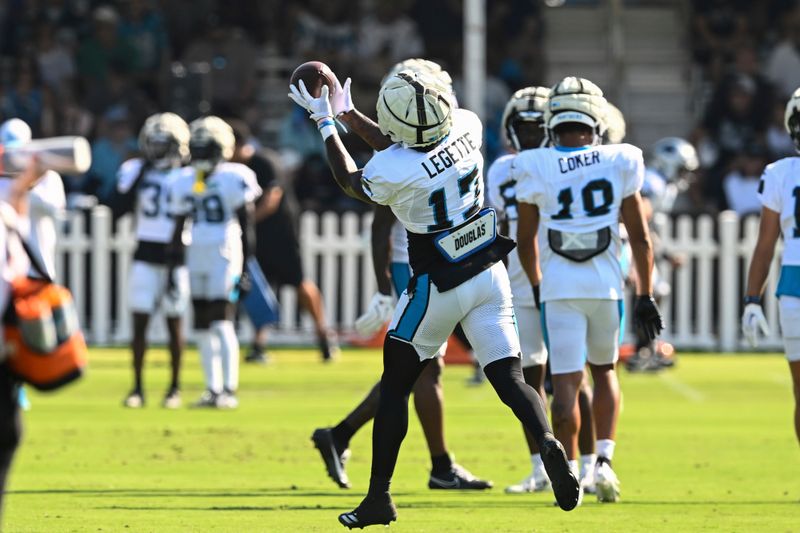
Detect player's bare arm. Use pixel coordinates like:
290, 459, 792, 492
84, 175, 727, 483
370, 205, 395, 296
237, 202, 256, 265
620, 192, 654, 296
255, 185, 282, 222
338, 109, 392, 152
745, 206, 781, 298
516, 201, 542, 288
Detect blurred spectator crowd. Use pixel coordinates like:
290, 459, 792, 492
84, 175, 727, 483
689, 0, 800, 215
0, 0, 545, 214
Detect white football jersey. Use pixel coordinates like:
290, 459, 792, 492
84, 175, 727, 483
117, 158, 187, 245
487, 153, 533, 306
170, 162, 261, 249
390, 220, 409, 264
513, 143, 644, 301
759, 157, 800, 266
361, 108, 484, 235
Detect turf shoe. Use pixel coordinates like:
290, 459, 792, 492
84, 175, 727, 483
162, 388, 181, 409
579, 464, 596, 495
219, 390, 239, 409
245, 348, 269, 365
192, 390, 221, 408
320, 331, 341, 362
594, 457, 620, 503
123, 390, 144, 408
312, 428, 350, 488
429, 463, 493, 490
505, 466, 551, 493
540, 435, 582, 511
338, 493, 397, 529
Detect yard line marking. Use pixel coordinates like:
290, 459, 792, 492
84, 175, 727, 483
658, 373, 706, 402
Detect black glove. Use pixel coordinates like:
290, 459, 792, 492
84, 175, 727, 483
533, 284, 541, 310
166, 267, 177, 293
633, 295, 663, 342
236, 270, 252, 298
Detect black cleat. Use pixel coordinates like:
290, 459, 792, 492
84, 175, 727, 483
429, 463, 493, 490
312, 428, 350, 488
338, 493, 397, 529
319, 331, 341, 362
245, 348, 270, 365
540, 435, 582, 511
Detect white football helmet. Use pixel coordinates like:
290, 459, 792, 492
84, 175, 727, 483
188, 116, 235, 172
501, 86, 550, 151
603, 102, 626, 144
0, 118, 32, 147
545, 77, 607, 145
139, 112, 190, 169
648, 137, 699, 183
784, 87, 800, 152
376, 71, 453, 148
381, 58, 453, 95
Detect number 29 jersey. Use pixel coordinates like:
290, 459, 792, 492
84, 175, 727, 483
169, 162, 261, 249
512, 143, 644, 302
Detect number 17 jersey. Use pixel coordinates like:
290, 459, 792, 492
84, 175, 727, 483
512, 143, 644, 302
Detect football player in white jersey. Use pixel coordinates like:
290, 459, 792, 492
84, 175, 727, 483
111, 113, 191, 409
169, 116, 260, 409
514, 77, 663, 503
305, 60, 491, 492
742, 87, 800, 447
290, 69, 580, 528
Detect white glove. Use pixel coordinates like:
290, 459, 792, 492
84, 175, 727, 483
287, 80, 334, 124
741, 303, 769, 348
331, 77, 353, 117
355, 292, 395, 336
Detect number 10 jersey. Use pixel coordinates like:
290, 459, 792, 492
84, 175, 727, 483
513, 143, 644, 302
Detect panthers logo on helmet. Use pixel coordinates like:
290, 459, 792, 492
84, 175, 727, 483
648, 137, 699, 184
501, 86, 550, 151
784, 87, 800, 153
139, 112, 190, 169
545, 77, 607, 144
376, 71, 453, 148
189, 116, 235, 173
382, 58, 454, 96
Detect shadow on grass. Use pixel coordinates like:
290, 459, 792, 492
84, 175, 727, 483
8, 488, 413, 498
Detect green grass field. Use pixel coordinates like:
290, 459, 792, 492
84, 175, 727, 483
3, 347, 799, 532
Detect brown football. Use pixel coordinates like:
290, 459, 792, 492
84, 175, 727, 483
290, 61, 338, 98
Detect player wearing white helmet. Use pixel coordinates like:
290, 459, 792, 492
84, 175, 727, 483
168, 116, 260, 409
300, 60, 491, 494
291, 68, 580, 528
742, 87, 800, 447
487, 86, 555, 493
514, 76, 662, 503
111, 112, 191, 410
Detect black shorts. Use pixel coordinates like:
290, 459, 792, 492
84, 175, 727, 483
256, 213, 304, 288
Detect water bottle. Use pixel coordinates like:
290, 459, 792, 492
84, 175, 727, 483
1, 136, 92, 175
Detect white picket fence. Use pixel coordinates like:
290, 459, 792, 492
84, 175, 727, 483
54, 207, 782, 352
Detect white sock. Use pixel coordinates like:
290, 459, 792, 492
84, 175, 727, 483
596, 439, 616, 461
197, 330, 222, 393
581, 454, 597, 476
568, 459, 579, 477
531, 453, 543, 472
212, 320, 239, 393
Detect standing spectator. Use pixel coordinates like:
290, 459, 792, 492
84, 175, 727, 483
767, 99, 796, 160
84, 106, 138, 204
76, 6, 137, 89
765, 7, 800, 99
723, 145, 769, 215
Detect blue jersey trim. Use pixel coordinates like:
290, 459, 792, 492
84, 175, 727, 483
390, 262, 412, 298
554, 145, 592, 153
617, 299, 625, 343
540, 302, 550, 351
388, 274, 430, 342
777, 265, 800, 298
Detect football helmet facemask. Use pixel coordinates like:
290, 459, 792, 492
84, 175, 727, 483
545, 77, 607, 146
139, 112, 190, 169
188, 116, 235, 173
376, 71, 453, 148
648, 137, 699, 184
501, 86, 550, 151
784, 87, 800, 152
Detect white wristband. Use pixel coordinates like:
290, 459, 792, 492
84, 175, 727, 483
317, 119, 337, 140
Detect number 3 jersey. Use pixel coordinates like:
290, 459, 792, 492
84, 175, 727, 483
512, 143, 644, 302
117, 158, 190, 262
758, 157, 800, 297
361, 108, 514, 290
169, 162, 261, 252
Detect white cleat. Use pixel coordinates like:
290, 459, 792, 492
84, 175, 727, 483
505, 466, 551, 493
594, 460, 621, 503
218, 391, 239, 409
579, 466, 596, 495
123, 391, 144, 408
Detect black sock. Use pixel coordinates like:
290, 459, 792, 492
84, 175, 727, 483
331, 421, 355, 452
367, 475, 391, 499
431, 453, 452, 476
484, 356, 552, 448
596, 456, 612, 467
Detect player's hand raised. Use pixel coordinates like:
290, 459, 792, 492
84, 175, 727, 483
354, 292, 394, 336
633, 295, 663, 342
288, 80, 334, 124
741, 303, 769, 348
330, 77, 353, 117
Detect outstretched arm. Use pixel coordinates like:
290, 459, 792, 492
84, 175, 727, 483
338, 110, 392, 152
371, 205, 395, 296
